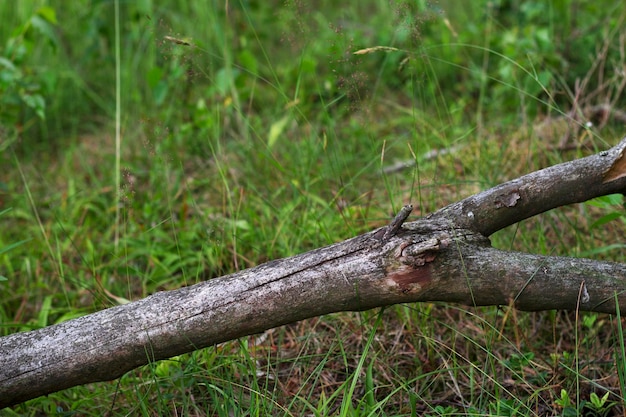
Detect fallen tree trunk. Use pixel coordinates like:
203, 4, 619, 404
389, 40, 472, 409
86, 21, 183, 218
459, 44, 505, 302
2, 138, 626, 407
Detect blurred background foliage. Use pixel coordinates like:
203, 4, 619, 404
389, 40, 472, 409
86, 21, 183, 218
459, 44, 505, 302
2, 0, 624, 147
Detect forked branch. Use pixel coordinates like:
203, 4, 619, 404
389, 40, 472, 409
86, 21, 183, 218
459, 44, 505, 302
1, 137, 626, 407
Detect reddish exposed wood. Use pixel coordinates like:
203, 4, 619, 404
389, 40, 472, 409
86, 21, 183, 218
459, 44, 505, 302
387, 264, 433, 293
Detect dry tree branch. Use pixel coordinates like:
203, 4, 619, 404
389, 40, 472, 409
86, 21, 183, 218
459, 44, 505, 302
2, 137, 626, 407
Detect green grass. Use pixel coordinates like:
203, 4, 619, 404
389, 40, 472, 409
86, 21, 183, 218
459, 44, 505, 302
2, 0, 626, 415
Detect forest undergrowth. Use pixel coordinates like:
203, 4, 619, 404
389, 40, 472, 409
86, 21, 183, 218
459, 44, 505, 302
1, 1, 626, 415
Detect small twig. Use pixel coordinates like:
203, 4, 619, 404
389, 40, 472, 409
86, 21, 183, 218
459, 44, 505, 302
382, 146, 462, 174
382, 205, 413, 241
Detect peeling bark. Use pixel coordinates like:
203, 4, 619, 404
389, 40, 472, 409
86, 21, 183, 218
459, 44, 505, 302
603, 143, 626, 183
1, 138, 626, 407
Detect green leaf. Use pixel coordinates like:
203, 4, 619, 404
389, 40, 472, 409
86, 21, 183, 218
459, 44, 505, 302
268, 115, 289, 149
238, 49, 258, 75
555, 389, 572, 407
146, 66, 164, 90
147, 66, 168, 105
22, 93, 46, 119
29, 14, 59, 51
589, 392, 609, 409
0, 57, 17, 72
36, 6, 58, 24
36, 295, 54, 328
214, 67, 239, 96
586, 194, 623, 208
0, 238, 31, 256
578, 243, 626, 257
590, 212, 625, 229
232, 219, 250, 231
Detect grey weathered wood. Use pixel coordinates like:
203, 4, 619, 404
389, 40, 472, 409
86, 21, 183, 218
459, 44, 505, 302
429, 137, 626, 235
2, 138, 626, 407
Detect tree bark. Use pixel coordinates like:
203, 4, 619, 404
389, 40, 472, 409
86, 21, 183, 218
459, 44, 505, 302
2, 138, 626, 408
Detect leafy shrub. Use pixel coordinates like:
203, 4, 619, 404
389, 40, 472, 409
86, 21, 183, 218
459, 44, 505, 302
0, 6, 57, 139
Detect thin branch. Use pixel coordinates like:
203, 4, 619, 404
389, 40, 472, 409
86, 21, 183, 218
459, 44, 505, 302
427, 136, 626, 236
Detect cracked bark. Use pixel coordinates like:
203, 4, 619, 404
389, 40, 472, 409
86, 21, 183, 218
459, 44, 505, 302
2, 138, 626, 407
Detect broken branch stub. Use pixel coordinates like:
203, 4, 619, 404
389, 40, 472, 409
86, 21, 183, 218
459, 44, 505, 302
603, 141, 626, 183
